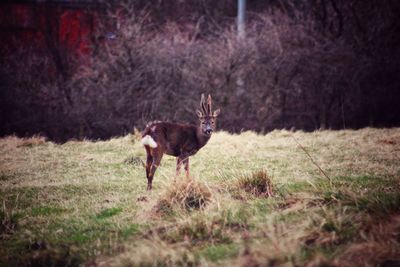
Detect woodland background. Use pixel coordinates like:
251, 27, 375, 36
1, 0, 399, 142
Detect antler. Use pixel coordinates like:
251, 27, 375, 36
199, 93, 218, 117
200, 94, 208, 115
207, 94, 212, 115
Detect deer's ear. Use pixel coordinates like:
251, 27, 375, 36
196, 110, 203, 118
213, 109, 220, 117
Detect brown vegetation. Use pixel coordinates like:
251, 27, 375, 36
231, 170, 274, 199
154, 179, 212, 215
1, 1, 399, 141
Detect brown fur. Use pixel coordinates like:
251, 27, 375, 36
142, 94, 220, 190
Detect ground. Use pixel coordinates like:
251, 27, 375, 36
0, 128, 399, 266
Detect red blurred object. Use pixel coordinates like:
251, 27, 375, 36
0, 1, 102, 56
59, 9, 92, 55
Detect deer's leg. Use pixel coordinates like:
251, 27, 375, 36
145, 147, 152, 181
176, 157, 183, 180
146, 154, 153, 184
183, 157, 190, 179
145, 146, 153, 189
147, 149, 163, 191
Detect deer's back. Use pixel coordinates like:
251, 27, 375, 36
142, 122, 200, 157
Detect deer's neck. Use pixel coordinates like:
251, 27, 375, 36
196, 127, 211, 149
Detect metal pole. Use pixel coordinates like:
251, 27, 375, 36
236, 0, 246, 96
238, 0, 246, 39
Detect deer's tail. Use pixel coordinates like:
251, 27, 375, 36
141, 135, 158, 148
141, 121, 161, 148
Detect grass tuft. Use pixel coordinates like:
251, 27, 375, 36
154, 179, 212, 214
234, 170, 274, 199
0, 208, 19, 236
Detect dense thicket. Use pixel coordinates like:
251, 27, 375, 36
1, 0, 399, 141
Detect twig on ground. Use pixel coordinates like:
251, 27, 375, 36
291, 134, 332, 184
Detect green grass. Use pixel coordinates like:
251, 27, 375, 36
96, 207, 123, 219
0, 128, 400, 266
200, 243, 239, 262
31, 206, 67, 216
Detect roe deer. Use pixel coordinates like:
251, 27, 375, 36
141, 94, 220, 190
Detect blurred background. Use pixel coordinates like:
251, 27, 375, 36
0, 0, 399, 142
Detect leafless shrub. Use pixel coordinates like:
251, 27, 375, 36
1, 0, 399, 140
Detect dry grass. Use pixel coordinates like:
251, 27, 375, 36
154, 179, 212, 215
0, 135, 46, 150
1, 128, 400, 266
234, 170, 274, 198
0, 201, 19, 236
332, 214, 400, 267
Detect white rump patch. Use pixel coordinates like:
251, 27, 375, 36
141, 135, 158, 148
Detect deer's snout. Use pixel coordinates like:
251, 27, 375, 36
205, 128, 213, 135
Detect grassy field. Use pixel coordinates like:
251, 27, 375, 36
1, 128, 400, 266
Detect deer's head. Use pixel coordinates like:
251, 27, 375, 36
196, 94, 220, 136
